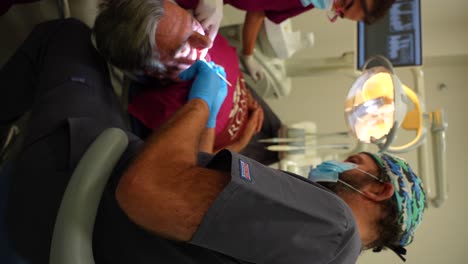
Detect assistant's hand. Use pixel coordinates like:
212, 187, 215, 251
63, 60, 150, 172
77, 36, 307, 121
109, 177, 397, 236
179, 61, 227, 123
194, 0, 223, 42
241, 54, 265, 82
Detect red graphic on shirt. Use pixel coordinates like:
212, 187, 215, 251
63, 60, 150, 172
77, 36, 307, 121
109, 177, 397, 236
213, 78, 248, 150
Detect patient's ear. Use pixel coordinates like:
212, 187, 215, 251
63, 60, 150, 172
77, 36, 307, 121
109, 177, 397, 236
363, 182, 394, 202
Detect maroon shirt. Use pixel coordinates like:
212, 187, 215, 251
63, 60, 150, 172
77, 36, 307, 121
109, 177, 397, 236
176, 0, 315, 24
127, 34, 249, 150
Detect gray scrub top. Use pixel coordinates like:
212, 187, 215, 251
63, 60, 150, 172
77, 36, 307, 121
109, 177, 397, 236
191, 150, 362, 264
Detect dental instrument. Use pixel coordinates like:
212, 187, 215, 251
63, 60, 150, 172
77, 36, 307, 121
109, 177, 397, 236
201, 60, 232, 87
266, 144, 350, 152
259, 132, 349, 143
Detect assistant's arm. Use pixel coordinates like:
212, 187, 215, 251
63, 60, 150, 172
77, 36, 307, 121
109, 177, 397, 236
241, 11, 266, 80
242, 10, 265, 56
116, 63, 230, 242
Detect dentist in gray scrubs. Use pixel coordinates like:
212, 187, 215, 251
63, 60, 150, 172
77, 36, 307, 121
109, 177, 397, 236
4, 18, 425, 264
116, 62, 426, 263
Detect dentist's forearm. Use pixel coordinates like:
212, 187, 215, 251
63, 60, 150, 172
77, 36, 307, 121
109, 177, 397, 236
199, 127, 215, 153
117, 60, 234, 241
129, 98, 209, 169
116, 99, 212, 238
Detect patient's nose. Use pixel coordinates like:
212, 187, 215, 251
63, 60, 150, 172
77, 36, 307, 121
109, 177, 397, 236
189, 32, 212, 50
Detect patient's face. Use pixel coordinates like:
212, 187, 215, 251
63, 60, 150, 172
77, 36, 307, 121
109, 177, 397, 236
154, 0, 211, 79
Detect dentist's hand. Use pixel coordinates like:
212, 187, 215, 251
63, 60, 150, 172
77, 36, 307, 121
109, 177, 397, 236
241, 54, 265, 82
179, 61, 227, 128
194, 0, 223, 42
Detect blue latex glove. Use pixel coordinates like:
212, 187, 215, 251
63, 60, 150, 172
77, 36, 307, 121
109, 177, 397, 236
179, 60, 227, 128
179, 60, 221, 110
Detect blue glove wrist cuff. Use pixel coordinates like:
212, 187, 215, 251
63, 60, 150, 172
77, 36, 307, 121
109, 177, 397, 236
206, 118, 216, 128
188, 95, 212, 111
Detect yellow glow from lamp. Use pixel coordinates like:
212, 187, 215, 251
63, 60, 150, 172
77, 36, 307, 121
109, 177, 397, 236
345, 56, 425, 153
345, 69, 401, 144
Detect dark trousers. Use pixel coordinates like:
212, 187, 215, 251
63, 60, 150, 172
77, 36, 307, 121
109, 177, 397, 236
1, 18, 128, 263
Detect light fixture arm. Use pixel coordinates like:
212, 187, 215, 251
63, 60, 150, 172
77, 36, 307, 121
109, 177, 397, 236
409, 68, 448, 208
429, 108, 448, 207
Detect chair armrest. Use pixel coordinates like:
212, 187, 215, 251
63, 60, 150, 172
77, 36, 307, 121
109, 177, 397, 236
50, 128, 128, 264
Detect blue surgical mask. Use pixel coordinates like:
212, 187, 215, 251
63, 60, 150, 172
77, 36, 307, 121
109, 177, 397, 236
308, 160, 357, 182
301, 0, 333, 10
308, 160, 384, 197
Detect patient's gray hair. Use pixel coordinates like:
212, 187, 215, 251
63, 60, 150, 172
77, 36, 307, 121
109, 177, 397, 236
93, 0, 166, 78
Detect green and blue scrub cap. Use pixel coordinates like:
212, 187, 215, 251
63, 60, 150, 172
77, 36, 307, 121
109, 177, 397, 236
365, 152, 426, 259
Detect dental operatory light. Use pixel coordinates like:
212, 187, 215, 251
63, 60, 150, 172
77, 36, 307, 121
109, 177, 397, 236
344, 55, 448, 207
344, 55, 426, 153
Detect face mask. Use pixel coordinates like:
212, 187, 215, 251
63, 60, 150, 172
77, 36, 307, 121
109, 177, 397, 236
308, 160, 384, 197
301, 0, 334, 10
308, 160, 357, 182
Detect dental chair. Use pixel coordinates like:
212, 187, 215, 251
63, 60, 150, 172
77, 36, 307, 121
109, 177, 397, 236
49, 127, 128, 264
0, 115, 29, 264
0, 127, 128, 264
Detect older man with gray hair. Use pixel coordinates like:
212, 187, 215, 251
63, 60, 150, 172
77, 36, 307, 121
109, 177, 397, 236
93, 0, 282, 164
94, 0, 209, 79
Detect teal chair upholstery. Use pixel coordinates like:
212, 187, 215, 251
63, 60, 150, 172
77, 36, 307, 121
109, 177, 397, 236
49, 128, 128, 264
